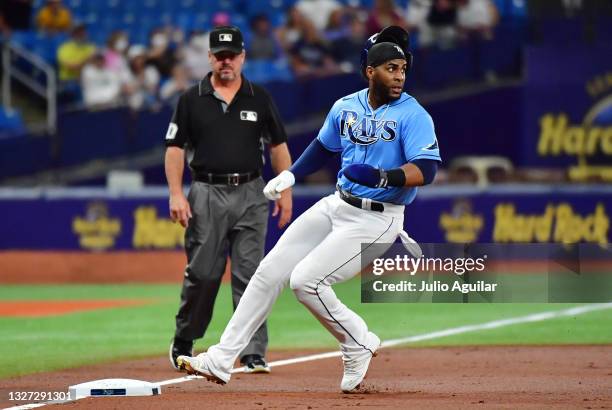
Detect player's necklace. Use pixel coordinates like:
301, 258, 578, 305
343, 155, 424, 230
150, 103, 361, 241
367, 92, 390, 121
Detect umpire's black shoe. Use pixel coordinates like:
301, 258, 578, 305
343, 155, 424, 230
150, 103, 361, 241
169, 337, 194, 371
241, 354, 271, 374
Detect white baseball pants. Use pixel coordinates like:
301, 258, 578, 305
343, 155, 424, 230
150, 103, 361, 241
205, 193, 404, 381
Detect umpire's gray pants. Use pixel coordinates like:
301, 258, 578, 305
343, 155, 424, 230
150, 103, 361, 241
174, 177, 269, 360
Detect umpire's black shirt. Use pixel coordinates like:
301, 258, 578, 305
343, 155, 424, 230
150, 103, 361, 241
165, 73, 287, 173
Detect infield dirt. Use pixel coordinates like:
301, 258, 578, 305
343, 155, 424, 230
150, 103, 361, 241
1, 345, 610, 409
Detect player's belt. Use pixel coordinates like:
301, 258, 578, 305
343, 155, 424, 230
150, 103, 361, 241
193, 170, 261, 186
337, 187, 385, 212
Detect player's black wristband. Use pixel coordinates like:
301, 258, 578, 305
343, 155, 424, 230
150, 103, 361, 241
378, 168, 406, 188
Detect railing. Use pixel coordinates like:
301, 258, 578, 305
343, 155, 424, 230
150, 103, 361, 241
2, 42, 57, 134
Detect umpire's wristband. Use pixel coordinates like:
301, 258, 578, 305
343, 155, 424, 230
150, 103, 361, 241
378, 168, 406, 188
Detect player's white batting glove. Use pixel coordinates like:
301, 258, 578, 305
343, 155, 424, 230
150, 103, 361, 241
263, 170, 295, 200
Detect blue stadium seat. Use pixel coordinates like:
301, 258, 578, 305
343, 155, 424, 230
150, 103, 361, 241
9, 31, 41, 49
175, 12, 196, 31
270, 59, 294, 82
0, 108, 26, 137
508, 0, 527, 19
243, 59, 294, 83
230, 13, 248, 32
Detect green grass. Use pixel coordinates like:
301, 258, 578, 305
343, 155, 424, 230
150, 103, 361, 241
1, 280, 611, 379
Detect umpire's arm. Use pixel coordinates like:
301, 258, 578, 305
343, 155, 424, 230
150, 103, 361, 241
165, 146, 192, 228
165, 93, 192, 228
264, 88, 293, 229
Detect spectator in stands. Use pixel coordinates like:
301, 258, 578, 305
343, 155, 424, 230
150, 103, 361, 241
456, 0, 499, 41
248, 14, 281, 60
365, 0, 406, 36
178, 12, 230, 81
35, 0, 72, 34
276, 7, 307, 53
104, 31, 130, 78
211, 11, 231, 27
289, 20, 340, 78
296, 0, 342, 32
0, 0, 33, 33
325, 10, 366, 71
182, 30, 211, 81
147, 28, 177, 78
160, 64, 190, 106
57, 24, 96, 82
420, 0, 458, 48
124, 45, 160, 110
0, 15, 8, 38
324, 8, 349, 41
404, 0, 432, 34
81, 51, 122, 109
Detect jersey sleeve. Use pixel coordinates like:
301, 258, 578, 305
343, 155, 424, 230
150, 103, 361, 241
316, 102, 343, 152
401, 112, 441, 163
165, 93, 189, 148
262, 90, 288, 145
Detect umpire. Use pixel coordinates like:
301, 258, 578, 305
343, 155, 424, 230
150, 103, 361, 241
165, 25, 292, 374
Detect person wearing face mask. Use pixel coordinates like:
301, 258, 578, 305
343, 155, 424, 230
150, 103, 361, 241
57, 23, 96, 82
104, 31, 130, 76
182, 30, 212, 81
165, 25, 293, 375
147, 28, 177, 77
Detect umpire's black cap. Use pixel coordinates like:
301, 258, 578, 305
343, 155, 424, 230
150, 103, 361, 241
209, 26, 244, 54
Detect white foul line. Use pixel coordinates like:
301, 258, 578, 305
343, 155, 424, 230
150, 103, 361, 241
5, 302, 612, 410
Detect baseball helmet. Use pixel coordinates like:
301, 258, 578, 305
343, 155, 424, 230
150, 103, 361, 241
360, 26, 413, 79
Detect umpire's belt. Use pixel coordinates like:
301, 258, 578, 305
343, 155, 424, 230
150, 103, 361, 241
337, 187, 385, 212
193, 170, 261, 186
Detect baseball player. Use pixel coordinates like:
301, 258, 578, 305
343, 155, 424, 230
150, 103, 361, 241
176, 26, 441, 393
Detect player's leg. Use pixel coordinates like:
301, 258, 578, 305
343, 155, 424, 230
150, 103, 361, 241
193, 196, 336, 382
228, 181, 270, 370
288, 195, 403, 387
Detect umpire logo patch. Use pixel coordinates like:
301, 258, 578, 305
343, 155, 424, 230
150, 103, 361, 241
240, 111, 258, 122
165, 123, 178, 140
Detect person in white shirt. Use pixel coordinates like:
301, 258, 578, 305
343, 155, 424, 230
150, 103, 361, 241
182, 31, 211, 81
160, 64, 190, 106
81, 52, 121, 108
295, 0, 342, 32
124, 45, 161, 110
457, 0, 499, 40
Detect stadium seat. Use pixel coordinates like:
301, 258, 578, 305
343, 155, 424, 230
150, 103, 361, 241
450, 156, 514, 187
0, 107, 26, 138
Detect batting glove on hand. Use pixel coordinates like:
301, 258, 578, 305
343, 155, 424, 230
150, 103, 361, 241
263, 170, 295, 200
343, 164, 387, 188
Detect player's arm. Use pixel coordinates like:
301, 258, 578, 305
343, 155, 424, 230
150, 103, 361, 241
269, 142, 293, 228
263, 99, 341, 200
344, 110, 440, 188
343, 159, 438, 188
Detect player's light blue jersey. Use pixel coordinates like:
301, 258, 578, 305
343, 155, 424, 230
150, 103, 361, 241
317, 88, 441, 205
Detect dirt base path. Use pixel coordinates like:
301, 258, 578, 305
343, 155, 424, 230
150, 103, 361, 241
1, 345, 611, 409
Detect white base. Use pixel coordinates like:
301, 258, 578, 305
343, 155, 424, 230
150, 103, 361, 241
69, 378, 161, 399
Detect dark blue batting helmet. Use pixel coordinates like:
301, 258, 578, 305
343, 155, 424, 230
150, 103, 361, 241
360, 26, 413, 79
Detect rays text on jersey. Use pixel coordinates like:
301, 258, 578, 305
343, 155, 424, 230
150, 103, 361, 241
340, 110, 397, 145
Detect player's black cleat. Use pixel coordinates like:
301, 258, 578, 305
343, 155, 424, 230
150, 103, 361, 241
241, 354, 271, 374
169, 337, 194, 370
